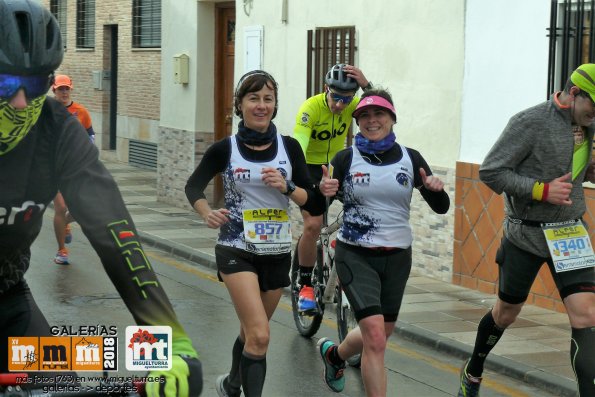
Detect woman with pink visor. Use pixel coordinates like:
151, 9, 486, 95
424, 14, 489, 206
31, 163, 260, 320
316, 88, 451, 396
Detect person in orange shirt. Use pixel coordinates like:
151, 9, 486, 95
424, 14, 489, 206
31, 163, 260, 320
52, 74, 95, 264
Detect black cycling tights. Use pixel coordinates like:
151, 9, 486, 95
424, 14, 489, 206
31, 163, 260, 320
571, 326, 595, 397
0, 281, 76, 386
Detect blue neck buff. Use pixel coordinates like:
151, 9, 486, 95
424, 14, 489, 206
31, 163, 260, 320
354, 131, 396, 154
236, 121, 277, 146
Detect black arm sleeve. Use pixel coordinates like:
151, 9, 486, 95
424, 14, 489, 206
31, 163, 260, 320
407, 148, 450, 214
56, 120, 192, 345
283, 136, 326, 215
185, 139, 231, 207
330, 148, 352, 191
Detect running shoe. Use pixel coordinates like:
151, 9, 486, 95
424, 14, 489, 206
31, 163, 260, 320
215, 374, 241, 397
457, 359, 482, 397
64, 224, 72, 244
317, 337, 345, 392
54, 248, 69, 265
298, 285, 316, 312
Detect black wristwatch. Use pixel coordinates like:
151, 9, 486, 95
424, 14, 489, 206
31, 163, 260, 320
283, 180, 296, 196
363, 81, 373, 90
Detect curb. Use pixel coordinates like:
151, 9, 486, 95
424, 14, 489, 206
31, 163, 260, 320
139, 231, 218, 271
394, 322, 577, 397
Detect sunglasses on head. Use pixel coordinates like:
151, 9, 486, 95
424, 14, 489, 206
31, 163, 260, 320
327, 88, 354, 104
0, 73, 53, 101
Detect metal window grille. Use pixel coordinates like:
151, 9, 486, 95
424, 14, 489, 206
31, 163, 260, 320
132, 0, 161, 48
306, 26, 357, 146
547, 0, 595, 96
50, 0, 67, 48
306, 26, 356, 98
76, 0, 95, 49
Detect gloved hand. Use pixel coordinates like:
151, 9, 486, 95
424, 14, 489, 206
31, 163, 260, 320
145, 337, 203, 397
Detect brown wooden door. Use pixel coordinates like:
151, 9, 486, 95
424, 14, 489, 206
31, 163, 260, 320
214, 3, 235, 206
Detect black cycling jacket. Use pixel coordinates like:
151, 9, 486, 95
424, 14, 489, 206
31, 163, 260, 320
0, 97, 189, 340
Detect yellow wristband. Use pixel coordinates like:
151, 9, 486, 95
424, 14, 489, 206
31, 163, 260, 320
532, 181, 545, 201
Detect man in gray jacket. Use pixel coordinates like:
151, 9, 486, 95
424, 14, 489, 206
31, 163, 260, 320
457, 64, 595, 397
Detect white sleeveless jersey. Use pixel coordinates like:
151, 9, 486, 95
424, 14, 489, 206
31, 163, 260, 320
338, 145, 414, 248
219, 134, 293, 254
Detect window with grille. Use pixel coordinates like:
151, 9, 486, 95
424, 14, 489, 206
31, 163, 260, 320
547, 0, 594, 96
50, 0, 67, 48
76, 0, 95, 49
306, 26, 356, 98
132, 0, 161, 48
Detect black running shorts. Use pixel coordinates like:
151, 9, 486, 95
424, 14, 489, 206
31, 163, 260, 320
215, 244, 291, 291
496, 236, 595, 303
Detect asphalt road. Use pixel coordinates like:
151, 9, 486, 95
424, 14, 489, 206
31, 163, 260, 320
23, 213, 559, 397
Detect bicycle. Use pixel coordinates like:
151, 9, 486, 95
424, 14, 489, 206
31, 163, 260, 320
290, 209, 361, 367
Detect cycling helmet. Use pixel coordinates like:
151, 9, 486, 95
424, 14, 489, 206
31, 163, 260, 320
325, 64, 359, 92
0, 0, 63, 75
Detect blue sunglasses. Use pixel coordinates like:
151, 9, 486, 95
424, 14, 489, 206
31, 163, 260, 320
327, 88, 354, 104
0, 73, 53, 101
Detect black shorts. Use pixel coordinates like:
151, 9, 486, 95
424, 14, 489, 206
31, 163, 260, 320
335, 241, 412, 322
215, 244, 291, 291
299, 164, 327, 216
496, 236, 595, 304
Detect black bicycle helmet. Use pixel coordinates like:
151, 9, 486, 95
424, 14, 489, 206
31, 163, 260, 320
325, 63, 359, 92
0, 0, 63, 75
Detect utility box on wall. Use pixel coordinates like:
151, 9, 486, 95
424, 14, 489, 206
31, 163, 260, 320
92, 70, 110, 90
173, 54, 189, 84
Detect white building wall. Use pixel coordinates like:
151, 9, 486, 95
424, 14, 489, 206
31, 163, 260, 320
235, 0, 465, 168
460, 0, 551, 164
161, 0, 217, 134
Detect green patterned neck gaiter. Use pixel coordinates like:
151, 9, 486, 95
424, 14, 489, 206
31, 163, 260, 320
0, 95, 46, 155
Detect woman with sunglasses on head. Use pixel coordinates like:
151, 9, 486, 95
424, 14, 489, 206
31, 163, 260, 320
185, 70, 324, 397
0, 1, 202, 395
292, 63, 374, 312
316, 88, 450, 396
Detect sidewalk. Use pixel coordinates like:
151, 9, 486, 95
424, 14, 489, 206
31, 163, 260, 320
106, 161, 578, 397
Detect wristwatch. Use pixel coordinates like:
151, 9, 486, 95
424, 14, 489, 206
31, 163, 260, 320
283, 180, 296, 196
363, 81, 373, 90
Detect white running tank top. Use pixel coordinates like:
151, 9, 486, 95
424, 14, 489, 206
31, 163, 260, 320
219, 134, 293, 254
338, 145, 414, 248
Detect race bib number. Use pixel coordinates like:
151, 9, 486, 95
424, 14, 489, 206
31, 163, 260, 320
542, 220, 595, 272
243, 208, 292, 254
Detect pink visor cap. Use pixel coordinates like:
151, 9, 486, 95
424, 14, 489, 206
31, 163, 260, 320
352, 95, 397, 122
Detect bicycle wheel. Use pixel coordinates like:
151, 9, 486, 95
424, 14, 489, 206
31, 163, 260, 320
335, 285, 361, 367
290, 240, 324, 337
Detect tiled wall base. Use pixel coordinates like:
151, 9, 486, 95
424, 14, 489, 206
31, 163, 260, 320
158, 128, 214, 208
454, 161, 595, 313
